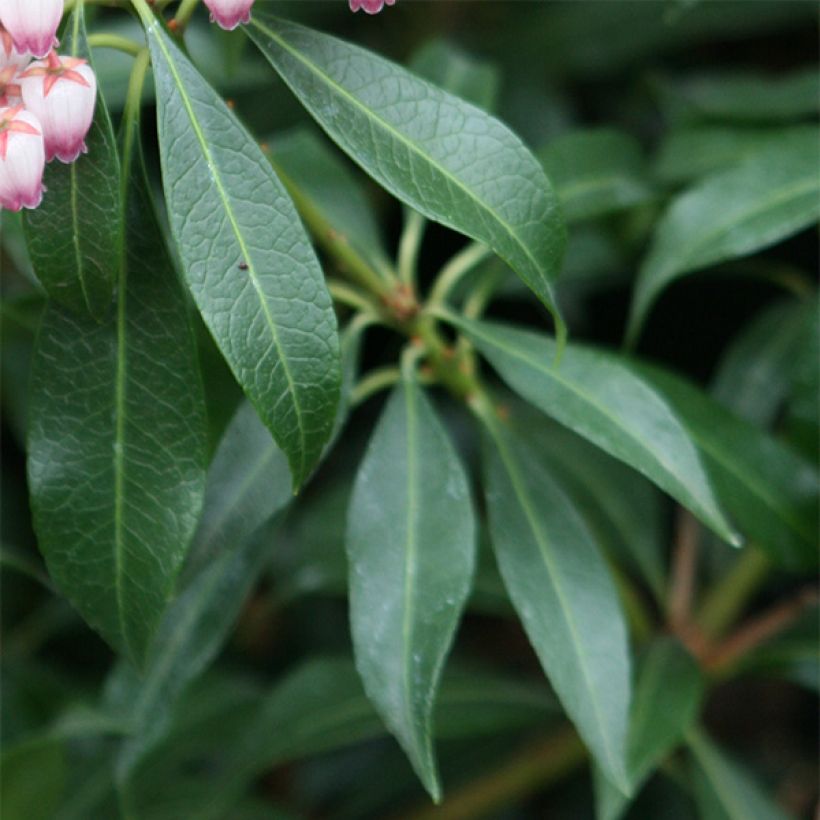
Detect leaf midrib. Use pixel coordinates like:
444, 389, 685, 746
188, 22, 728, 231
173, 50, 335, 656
148, 24, 307, 483
250, 17, 551, 291
490, 427, 624, 784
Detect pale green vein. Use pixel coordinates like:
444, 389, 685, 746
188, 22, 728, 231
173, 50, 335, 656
147, 23, 307, 483
250, 18, 559, 315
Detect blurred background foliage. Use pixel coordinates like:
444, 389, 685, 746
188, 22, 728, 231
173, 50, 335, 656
1, 1, 818, 818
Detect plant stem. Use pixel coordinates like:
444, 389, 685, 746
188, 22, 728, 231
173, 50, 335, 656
668, 509, 699, 631
397, 210, 426, 288
327, 280, 380, 315
87, 33, 145, 56
396, 728, 586, 820
350, 366, 401, 406
429, 241, 492, 308
696, 545, 771, 640
174, 0, 200, 32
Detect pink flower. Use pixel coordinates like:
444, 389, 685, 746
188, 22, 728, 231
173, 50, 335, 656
0, 0, 63, 60
202, 0, 255, 31
349, 0, 396, 13
0, 65, 22, 107
20, 51, 96, 163
0, 105, 45, 211
0, 23, 30, 72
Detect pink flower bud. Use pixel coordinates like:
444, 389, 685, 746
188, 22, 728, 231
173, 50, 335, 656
349, 0, 396, 13
0, 0, 63, 60
0, 24, 30, 72
203, 0, 255, 31
0, 105, 45, 211
20, 52, 96, 164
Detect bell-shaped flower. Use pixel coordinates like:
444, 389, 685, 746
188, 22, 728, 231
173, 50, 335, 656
0, 105, 45, 211
203, 0, 255, 31
0, 24, 30, 72
349, 0, 396, 13
20, 51, 96, 163
0, 65, 22, 107
0, 0, 64, 60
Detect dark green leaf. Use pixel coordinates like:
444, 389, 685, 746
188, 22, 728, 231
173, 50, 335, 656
481, 420, 631, 791
539, 128, 653, 223
449, 315, 737, 544
711, 300, 814, 427
640, 364, 819, 569
116, 401, 293, 783
27, 122, 207, 666
248, 15, 567, 337
346, 379, 476, 799
23, 4, 121, 319
687, 730, 792, 820
409, 39, 500, 111
144, 19, 340, 489
628, 131, 820, 343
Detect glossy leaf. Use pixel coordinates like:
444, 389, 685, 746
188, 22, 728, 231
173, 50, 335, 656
628, 131, 820, 343
27, 125, 207, 666
641, 364, 819, 569
144, 19, 340, 489
23, 4, 121, 319
539, 128, 653, 223
449, 315, 737, 544
687, 730, 792, 820
267, 128, 393, 277
711, 300, 814, 427
482, 421, 631, 791
248, 15, 567, 337
346, 379, 476, 799
116, 401, 293, 784
409, 39, 500, 111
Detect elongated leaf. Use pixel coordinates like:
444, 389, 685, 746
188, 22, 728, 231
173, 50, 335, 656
116, 401, 293, 783
23, 4, 120, 319
640, 364, 819, 569
448, 315, 737, 544
346, 379, 476, 799
687, 730, 792, 820
711, 300, 814, 427
27, 122, 207, 666
409, 39, 500, 111
143, 19, 340, 489
628, 131, 820, 342
595, 636, 705, 819
248, 15, 566, 336
482, 421, 631, 791
539, 128, 653, 223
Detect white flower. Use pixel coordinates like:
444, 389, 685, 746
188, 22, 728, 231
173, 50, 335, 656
0, 105, 45, 211
0, 0, 63, 60
203, 0, 255, 31
20, 52, 96, 163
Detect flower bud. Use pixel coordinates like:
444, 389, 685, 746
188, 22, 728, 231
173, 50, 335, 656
20, 52, 96, 163
0, 105, 45, 211
0, 23, 30, 72
349, 0, 396, 13
203, 0, 255, 31
0, 0, 63, 60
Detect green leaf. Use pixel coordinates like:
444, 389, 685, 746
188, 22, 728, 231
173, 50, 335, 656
448, 315, 737, 544
711, 300, 814, 427
346, 379, 476, 799
267, 127, 392, 277
628, 131, 820, 343
658, 67, 819, 123
27, 119, 207, 667
539, 128, 653, 223
653, 125, 813, 185
144, 19, 340, 489
409, 39, 500, 111
248, 15, 567, 337
481, 420, 631, 791
23, 4, 121, 320
1, 739, 65, 820
640, 364, 819, 569
687, 730, 792, 820
116, 401, 293, 784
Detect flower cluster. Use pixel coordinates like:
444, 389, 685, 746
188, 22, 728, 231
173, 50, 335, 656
202, 0, 397, 30
0, 1, 96, 212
